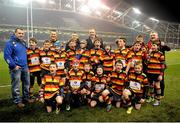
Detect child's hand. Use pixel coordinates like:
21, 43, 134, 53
139, 99, 145, 104
39, 98, 44, 103
158, 75, 163, 81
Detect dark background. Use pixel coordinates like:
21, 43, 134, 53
105, 0, 180, 23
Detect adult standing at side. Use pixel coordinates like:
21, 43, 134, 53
4, 28, 33, 108
147, 31, 171, 98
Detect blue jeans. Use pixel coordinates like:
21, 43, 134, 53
10, 67, 30, 104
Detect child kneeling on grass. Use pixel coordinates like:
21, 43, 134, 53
39, 63, 64, 114
122, 62, 149, 114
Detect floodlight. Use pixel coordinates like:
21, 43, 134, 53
113, 10, 123, 16
80, 5, 91, 14
95, 11, 101, 16
87, 0, 101, 10
132, 20, 140, 24
132, 8, 141, 14
13, 0, 30, 5
149, 17, 159, 22
143, 25, 150, 29
65, 3, 71, 8
101, 4, 110, 10
49, 0, 55, 4
33, 0, 47, 4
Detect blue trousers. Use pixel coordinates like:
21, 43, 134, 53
10, 67, 30, 104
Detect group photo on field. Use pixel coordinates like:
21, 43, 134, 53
3, 27, 170, 113
0, 0, 180, 122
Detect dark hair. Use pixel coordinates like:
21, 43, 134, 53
49, 62, 58, 68
94, 37, 101, 43
116, 37, 127, 44
136, 35, 144, 39
133, 41, 142, 46
43, 40, 50, 44
50, 29, 57, 32
15, 27, 24, 33
29, 37, 37, 44
115, 60, 123, 65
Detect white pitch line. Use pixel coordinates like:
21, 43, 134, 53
0, 84, 11, 88
167, 63, 180, 66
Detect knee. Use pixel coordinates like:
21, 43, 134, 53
116, 102, 121, 108
102, 89, 109, 97
56, 96, 63, 105
90, 100, 97, 107
135, 104, 141, 110
99, 96, 104, 102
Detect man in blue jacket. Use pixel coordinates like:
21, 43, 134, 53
4, 28, 32, 108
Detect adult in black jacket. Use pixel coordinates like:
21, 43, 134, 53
159, 41, 171, 97
86, 28, 103, 50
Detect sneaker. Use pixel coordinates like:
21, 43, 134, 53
160, 96, 164, 99
126, 106, 133, 114
106, 104, 112, 112
66, 104, 71, 111
27, 98, 35, 103
146, 97, 154, 103
153, 100, 160, 106
55, 107, 60, 114
17, 103, 25, 108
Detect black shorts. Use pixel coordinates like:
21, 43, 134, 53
79, 82, 92, 91
91, 92, 102, 101
45, 93, 61, 106
147, 74, 160, 84
108, 87, 121, 102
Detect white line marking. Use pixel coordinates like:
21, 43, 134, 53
0, 84, 11, 88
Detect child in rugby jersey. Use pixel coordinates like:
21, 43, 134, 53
76, 40, 91, 70
39, 63, 64, 114
66, 38, 77, 70
114, 38, 129, 70
90, 38, 104, 73
81, 63, 94, 104
27, 38, 41, 98
39, 40, 55, 77
90, 65, 108, 109
126, 41, 146, 74
146, 43, 165, 106
100, 44, 115, 76
122, 62, 148, 114
102, 60, 127, 112
65, 59, 85, 110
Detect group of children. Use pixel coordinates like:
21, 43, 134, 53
27, 35, 166, 114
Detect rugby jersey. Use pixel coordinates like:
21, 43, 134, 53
42, 74, 64, 99
67, 68, 85, 91
90, 48, 104, 66
76, 49, 91, 70
91, 74, 108, 93
114, 48, 129, 68
127, 72, 148, 96
109, 70, 127, 95
126, 50, 145, 73
146, 51, 165, 74
66, 48, 77, 68
27, 47, 41, 72
54, 50, 67, 77
100, 51, 115, 73
83, 71, 94, 90
39, 49, 55, 71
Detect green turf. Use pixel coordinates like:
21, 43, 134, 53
0, 51, 180, 122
